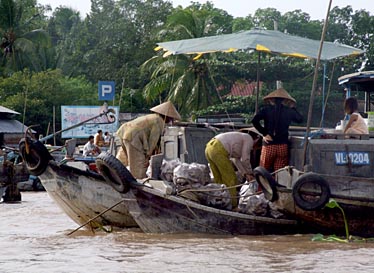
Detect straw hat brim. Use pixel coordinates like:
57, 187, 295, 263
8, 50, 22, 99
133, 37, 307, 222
150, 101, 181, 120
263, 88, 296, 103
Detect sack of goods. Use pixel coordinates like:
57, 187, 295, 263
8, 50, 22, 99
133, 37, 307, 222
238, 182, 285, 218
172, 162, 211, 193
238, 182, 267, 215
172, 162, 231, 210
160, 159, 181, 182
195, 183, 231, 210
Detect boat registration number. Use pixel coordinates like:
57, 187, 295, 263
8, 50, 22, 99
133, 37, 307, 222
334, 152, 370, 165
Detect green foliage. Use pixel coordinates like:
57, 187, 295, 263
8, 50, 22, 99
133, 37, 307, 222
0, 0, 51, 74
0, 1, 373, 133
0, 69, 95, 140
232, 16, 254, 32
192, 95, 257, 122
325, 198, 349, 239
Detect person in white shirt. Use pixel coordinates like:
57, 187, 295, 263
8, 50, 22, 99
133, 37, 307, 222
83, 135, 101, 156
103, 131, 111, 145
205, 131, 258, 207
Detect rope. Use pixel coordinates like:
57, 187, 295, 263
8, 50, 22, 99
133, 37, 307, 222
66, 198, 135, 236
206, 62, 235, 127
176, 178, 262, 201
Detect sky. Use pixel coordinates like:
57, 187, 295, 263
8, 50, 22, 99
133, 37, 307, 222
37, 0, 373, 20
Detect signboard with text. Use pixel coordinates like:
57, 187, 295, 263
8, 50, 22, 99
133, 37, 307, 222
61, 105, 119, 138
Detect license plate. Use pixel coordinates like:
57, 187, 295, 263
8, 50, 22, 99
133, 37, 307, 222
334, 152, 370, 165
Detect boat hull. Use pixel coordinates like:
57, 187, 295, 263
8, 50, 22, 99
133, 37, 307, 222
39, 162, 138, 229
126, 183, 302, 235
40, 161, 303, 235
274, 185, 374, 238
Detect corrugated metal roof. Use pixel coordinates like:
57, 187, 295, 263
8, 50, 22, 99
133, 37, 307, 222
0, 119, 28, 133
226, 81, 262, 97
0, 106, 20, 115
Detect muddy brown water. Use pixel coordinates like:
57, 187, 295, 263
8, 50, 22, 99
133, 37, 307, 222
1, 192, 374, 273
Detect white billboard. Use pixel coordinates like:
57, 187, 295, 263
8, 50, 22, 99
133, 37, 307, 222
61, 105, 119, 138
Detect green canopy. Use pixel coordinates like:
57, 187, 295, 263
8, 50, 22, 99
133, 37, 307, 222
156, 28, 364, 60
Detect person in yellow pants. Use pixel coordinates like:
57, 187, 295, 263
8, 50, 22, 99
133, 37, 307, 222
205, 131, 256, 208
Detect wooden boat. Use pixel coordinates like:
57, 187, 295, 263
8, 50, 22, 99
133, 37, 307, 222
19, 123, 306, 235
127, 179, 300, 235
253, 71, 374, 238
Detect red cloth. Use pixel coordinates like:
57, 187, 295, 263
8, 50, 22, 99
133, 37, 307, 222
260, 144, 288, 172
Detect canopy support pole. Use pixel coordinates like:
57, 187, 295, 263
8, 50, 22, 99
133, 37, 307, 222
255, 51, 261, 113
302, 0, 333, 167
321, 63, 327, 127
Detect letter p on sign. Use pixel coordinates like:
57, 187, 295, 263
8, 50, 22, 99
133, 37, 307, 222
98, 81, 115, 101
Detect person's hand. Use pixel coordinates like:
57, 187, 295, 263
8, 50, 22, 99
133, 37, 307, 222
245, 173, 255, 182
263, 134, 273, 143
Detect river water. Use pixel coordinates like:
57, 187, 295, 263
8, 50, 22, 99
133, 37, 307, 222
1, 192, 374, 273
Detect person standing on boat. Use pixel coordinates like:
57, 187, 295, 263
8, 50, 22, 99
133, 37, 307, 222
205, 131, 258, 207
116, 101, 181, 179
83, 135, 101, 156
252, 88, 303, 172
343, 97, 368, 135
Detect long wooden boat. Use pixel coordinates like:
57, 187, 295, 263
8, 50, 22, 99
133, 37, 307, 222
19, 132, 305, 235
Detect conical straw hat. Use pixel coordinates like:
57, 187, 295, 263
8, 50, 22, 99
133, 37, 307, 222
263, 88, 296, 103
150, 101, 181, 120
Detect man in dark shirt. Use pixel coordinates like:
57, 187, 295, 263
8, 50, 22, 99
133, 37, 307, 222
252, 88, 303, 172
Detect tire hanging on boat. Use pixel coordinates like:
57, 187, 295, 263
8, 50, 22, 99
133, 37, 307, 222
19, 138, 52, 176
292, 173, 331, 211
253, 166, 278, 202
95, 152, 136, 193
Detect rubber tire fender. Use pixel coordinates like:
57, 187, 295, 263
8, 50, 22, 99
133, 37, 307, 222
95, 152, 136, 193
253, 166, 278, 202
292, 172, 331, 211
19, 138, 52, 176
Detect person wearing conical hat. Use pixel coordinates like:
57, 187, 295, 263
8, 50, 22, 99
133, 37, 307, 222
251, 88, 303, 172
116, 101, 181, 179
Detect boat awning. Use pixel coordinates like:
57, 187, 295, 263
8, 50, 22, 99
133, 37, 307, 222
338, 71, 374, 92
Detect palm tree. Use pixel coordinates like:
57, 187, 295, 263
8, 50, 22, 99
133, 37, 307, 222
0, 0, 51, 75
142, 4, 233, 116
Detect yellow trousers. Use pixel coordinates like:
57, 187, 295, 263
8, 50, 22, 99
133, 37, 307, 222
205, 138, 238, 207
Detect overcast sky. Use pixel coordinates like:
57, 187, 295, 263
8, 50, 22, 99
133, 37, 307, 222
37, 0, 373, 19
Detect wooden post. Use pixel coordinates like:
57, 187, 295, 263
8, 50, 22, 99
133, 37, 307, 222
302, 0, 333, 167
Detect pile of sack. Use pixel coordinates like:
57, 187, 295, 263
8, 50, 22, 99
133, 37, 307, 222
238, 181, 285, 218
160, 159, 231, 210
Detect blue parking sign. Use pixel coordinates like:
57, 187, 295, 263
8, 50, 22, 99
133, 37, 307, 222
98, 81, 115, 101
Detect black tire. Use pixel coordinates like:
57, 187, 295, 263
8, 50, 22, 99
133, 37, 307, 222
95, 152, 136, 193
19, 138, 52, 176
292, 173, 331, 211
253, 166, 278, 201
